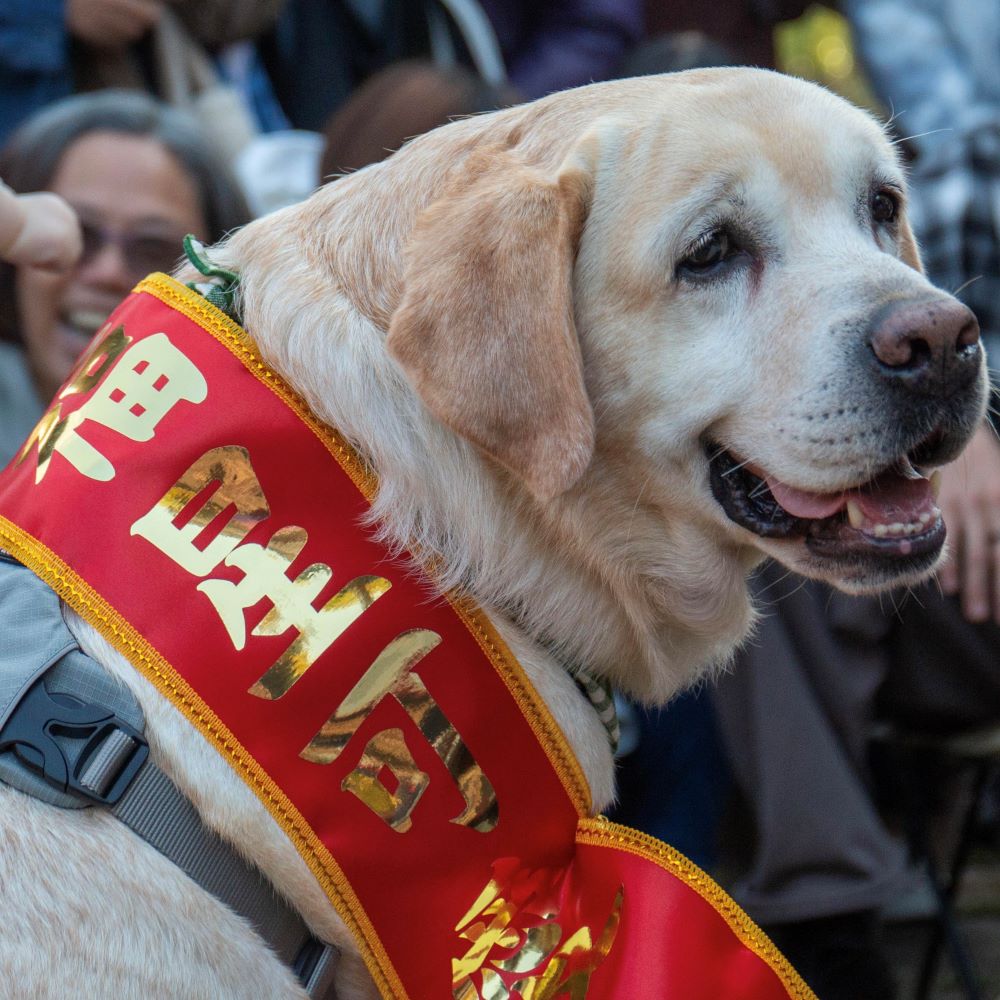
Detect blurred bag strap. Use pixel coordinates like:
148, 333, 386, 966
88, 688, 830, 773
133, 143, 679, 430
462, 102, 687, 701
153, 7, 202, 107
425, 0, 507, 87
152, 8, 259, 160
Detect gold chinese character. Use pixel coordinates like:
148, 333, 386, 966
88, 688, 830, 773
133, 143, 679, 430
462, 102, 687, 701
19, 327, 206, 482
452, 864, 623, 1000
340, 728, 430, 833
132, 445, 394, 698
301, 629, 499, 833
18, 323, 130, 479
196, 524, 392, 699
131, 445, 270, 576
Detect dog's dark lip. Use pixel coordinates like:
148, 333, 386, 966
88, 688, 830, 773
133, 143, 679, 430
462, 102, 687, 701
907, 425, 950, 466
801, 514, 944, 560
707, 446, 810, 539
706, 442, 945, 562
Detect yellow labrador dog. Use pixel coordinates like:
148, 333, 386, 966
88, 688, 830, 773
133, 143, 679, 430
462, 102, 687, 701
2, 68, 986, 998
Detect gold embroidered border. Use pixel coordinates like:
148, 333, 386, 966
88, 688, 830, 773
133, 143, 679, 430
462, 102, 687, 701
134, 275, 378, 500
449, 597, 593, 813
136, 274, 593, 815
0, 515, 408, 1000
576, 818, 819, 1000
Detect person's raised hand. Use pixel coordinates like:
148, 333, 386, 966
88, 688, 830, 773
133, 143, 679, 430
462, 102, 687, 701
936, 421, 1000, 622
66, 0, 163, 49
0, 188, 81, 274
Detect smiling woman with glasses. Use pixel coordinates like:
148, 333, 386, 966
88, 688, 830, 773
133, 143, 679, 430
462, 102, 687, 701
0, 90, 250, 460
74, 218, 193, 289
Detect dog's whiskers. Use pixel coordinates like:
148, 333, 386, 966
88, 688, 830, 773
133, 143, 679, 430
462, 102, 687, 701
950, 274, 983, 297
721, 455, 759, 478
903, 585, 925, 611
770, 574, 809, 606
753, 566, 796, 597
888, 127, 951, 146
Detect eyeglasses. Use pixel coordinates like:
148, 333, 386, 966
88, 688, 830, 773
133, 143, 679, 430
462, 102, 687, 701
78, 221, 186, 283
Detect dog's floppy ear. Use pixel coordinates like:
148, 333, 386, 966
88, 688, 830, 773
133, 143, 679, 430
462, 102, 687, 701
387, 150, 594, 501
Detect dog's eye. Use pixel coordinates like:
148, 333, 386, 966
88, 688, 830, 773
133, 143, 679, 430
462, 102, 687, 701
871, 190, 899, 225
678, 228, 737, 279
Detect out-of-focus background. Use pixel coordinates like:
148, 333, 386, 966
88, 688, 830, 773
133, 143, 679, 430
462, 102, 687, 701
1, 3, 998, 999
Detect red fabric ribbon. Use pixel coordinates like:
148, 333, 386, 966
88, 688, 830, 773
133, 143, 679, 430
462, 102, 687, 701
0, 275, 814, 1000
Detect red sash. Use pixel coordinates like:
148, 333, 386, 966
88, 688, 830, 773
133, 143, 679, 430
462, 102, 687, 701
0, 275, 815, 999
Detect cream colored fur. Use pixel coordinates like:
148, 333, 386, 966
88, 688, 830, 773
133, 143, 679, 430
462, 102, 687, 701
1, 69, 985, 998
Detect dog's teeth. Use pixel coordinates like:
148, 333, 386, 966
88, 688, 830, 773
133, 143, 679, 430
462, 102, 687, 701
846, 500, 864, 529
930, 470, 942, 500
874, 523, 888, 537
888, 522, 905, 535
919, 511, 931, 524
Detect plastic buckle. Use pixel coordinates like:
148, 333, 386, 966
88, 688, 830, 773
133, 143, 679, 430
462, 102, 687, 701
0, 678, 148, 805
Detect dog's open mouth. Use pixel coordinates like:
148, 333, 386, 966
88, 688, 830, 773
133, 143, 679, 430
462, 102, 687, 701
709, 446, 944, 560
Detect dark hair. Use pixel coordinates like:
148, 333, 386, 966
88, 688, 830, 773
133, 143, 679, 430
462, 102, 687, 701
319, 60, 518, 179
0, 89, 251, 343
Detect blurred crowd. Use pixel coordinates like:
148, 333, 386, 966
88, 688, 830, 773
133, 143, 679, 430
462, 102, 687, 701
1, 3, 999, 1000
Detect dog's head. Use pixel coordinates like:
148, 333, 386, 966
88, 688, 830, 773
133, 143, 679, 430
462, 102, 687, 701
220, 69, 987, 700
387, 68, 986, 597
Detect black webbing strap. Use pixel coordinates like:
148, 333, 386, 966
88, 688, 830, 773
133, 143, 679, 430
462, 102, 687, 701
0, 551, 339, 998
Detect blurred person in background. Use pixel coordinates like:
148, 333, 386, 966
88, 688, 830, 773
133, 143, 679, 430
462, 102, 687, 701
248, 1, 643, 210
0, 89, 250, 463
260, 0, 642, 134
319, 60, 517, 177
0, 178, 80, 468
703, 5, 1000, 999
605, 11, 1000, 998
475, 0, 643, 100
643, 0, 810, 68
0, 0, 285, 144
842, 1, 1000, 624
305, 2, 641, 192
0, 179, 80, 275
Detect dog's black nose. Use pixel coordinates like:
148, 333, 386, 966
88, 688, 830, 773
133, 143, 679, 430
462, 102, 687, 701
868, 297, 981, 397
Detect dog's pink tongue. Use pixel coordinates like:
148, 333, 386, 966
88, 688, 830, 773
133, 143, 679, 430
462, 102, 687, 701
848, 468, 935, 524
765, 480, 845, 519
766, 467, 935, 524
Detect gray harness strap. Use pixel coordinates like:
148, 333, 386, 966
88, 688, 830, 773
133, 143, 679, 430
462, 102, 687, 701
0, 552, 339, 998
